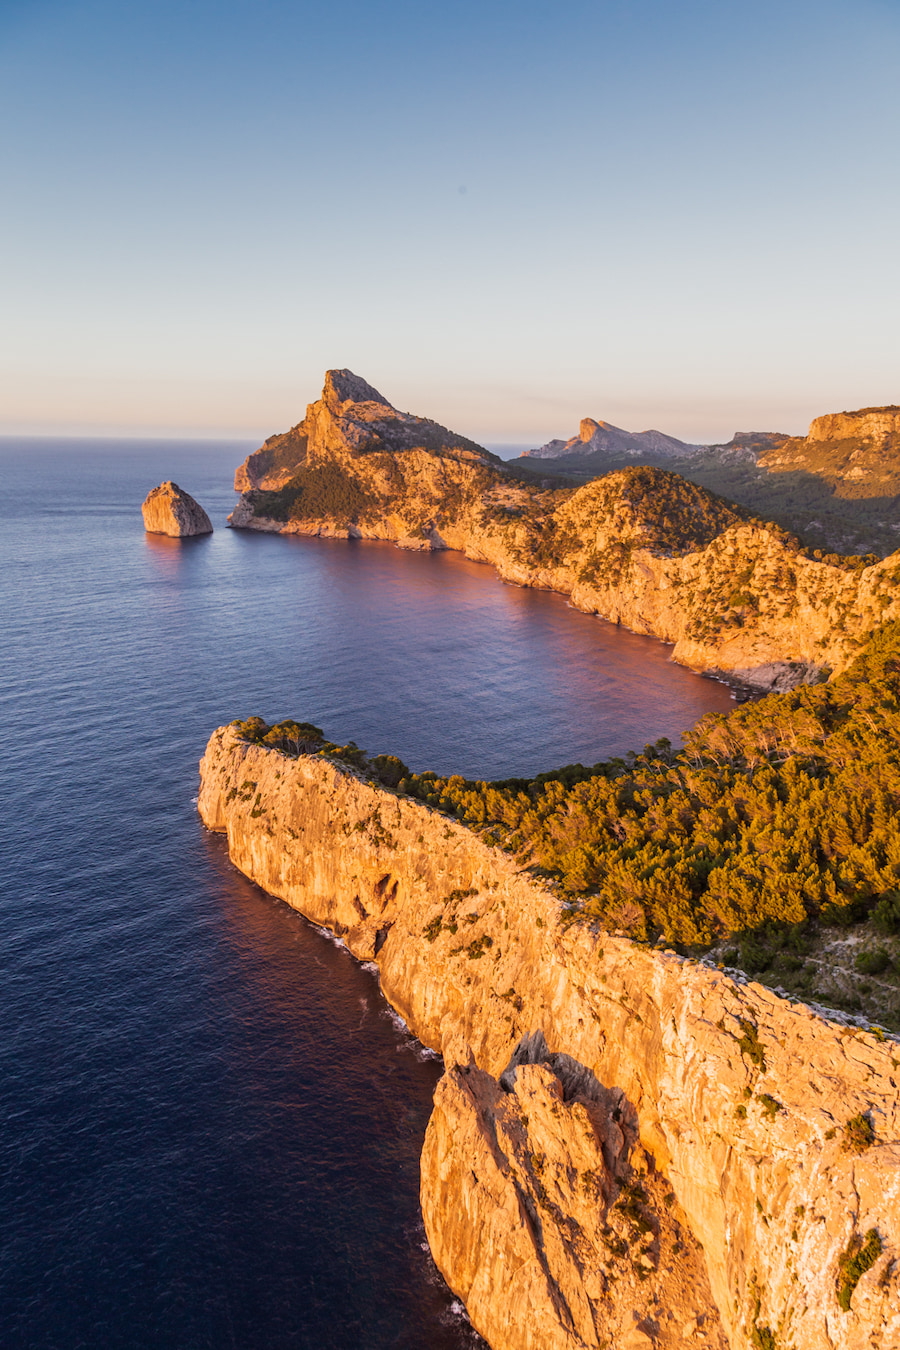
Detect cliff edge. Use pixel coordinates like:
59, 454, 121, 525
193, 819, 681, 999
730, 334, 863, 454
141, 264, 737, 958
198, 725, 900, 1350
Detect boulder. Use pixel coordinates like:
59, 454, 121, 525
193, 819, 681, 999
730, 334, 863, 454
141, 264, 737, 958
142, 481, 213, 537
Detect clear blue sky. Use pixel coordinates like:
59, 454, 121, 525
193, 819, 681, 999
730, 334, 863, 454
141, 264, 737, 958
2, 0, 898, 445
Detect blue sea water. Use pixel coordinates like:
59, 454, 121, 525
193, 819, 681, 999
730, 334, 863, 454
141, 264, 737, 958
0, 439, 734, 1349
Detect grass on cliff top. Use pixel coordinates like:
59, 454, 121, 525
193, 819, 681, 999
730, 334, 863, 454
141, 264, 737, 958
232, 623, 900, 1027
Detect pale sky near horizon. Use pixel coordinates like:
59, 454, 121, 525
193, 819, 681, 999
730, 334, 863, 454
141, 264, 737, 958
2, 0, 899, 447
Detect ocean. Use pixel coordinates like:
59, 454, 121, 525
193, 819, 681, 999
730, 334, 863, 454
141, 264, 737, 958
0, 438, 734, 1349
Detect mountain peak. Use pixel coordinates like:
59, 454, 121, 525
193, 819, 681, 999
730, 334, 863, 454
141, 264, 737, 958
323, 369, 394, 411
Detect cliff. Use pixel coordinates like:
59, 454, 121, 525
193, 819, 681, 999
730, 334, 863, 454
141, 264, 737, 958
760, 406, 900, 499
198, 725, 900, 1350
141, 481, 213, 536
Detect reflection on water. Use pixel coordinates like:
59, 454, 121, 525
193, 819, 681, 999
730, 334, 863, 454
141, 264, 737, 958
0, 439, 734, 1349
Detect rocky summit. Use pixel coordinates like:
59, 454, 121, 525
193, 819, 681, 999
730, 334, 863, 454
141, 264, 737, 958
141, 481, 213, 537
234, 367, 497, 493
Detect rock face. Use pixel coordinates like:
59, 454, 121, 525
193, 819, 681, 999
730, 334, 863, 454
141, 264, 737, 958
760, 405, 900, 496
141, 481, 213, 537
198, 725, 900, 1350
424, 1034, 728, 1350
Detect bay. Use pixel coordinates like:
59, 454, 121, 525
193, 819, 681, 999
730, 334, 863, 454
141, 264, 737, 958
0, 438, 733, 1349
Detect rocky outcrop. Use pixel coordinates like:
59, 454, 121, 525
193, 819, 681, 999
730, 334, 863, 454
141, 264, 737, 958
141, 481, 213, 536
198, 726, 900, 1350
807, 407, 900, 446
424, 1035, 728, 1350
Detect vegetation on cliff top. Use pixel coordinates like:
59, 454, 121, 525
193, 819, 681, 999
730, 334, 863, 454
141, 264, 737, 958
231, 621, 900, 1027
396, 623, 900, 948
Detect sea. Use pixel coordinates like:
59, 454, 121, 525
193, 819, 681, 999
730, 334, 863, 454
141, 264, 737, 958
0, 438, 735, 1350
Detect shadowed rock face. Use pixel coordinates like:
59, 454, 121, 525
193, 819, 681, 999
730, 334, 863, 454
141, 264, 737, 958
141, 481, 213, 536
198, 725, 900, 1350
422, 1033, 728, 1350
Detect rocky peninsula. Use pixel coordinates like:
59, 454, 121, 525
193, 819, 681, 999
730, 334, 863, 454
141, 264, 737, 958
228, 372, 900, 692
198, 723, 899, 1350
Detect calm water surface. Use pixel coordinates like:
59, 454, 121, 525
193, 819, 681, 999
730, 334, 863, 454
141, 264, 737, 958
0, 440, 734, 1349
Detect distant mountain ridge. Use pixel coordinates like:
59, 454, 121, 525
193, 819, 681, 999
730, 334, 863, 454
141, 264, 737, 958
523, 417, 704, 462
516, 405, 900, 556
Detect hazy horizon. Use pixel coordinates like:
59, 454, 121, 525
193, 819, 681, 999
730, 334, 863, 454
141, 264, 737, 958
2, 0, 898, 443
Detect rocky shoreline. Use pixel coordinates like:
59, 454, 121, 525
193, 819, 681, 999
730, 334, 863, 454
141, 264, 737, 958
198, 725, 900, 1350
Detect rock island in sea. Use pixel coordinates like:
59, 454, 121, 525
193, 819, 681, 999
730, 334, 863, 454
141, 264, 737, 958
142, 481, 213, 537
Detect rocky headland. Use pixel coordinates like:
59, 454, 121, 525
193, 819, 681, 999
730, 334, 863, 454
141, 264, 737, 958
142, 481, 213, 536
229, 372, 900, 692
198, 723, 900, 1350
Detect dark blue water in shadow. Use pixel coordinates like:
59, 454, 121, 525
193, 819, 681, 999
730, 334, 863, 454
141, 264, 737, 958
0, 439, 734, 1349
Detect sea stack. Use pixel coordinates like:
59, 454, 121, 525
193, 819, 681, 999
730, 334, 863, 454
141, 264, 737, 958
141, 481, 213, 537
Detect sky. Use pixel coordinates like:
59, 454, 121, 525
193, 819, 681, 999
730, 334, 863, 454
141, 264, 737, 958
1, 0, 899, 446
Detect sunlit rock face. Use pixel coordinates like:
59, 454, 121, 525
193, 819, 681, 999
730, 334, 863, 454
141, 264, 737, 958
141, 481, 213, 536
421, 1033, 728, 1350
233, 367, 497, 492
760, 405, 900, 491
198, 724, 900, 1350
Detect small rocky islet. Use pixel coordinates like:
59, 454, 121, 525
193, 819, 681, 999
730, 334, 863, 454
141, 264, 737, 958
141, 480, 213, 537
188, 371, 900, 1350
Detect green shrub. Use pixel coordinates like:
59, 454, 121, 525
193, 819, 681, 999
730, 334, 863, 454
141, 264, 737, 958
855, 948, 891, 975
255, 463, 376, 523
841, 1113, 875, 1154
738, 1021, 767, 1072
837, 1229, 882, 1311
873, 893, 900, 935
757, 1093, 782, 1120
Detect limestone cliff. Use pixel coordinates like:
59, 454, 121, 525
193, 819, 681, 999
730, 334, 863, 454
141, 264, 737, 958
141, 481, 213, 536
198, 725, 900, 1350
228, 374, 900, 691
760, 405, 900, 499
